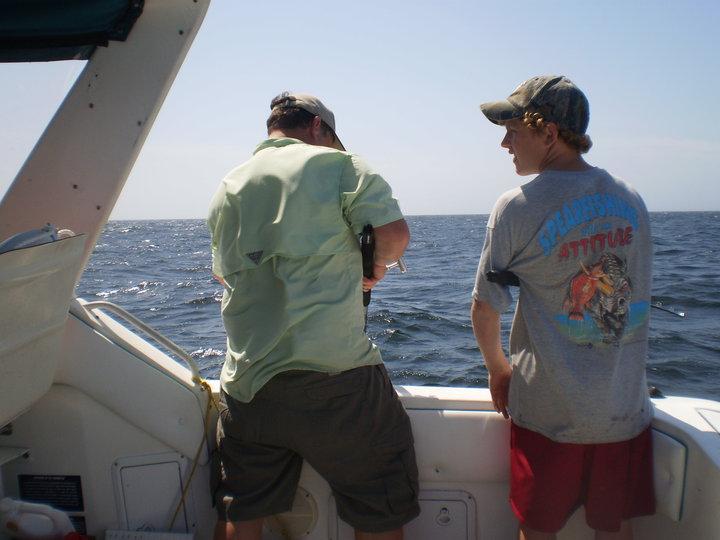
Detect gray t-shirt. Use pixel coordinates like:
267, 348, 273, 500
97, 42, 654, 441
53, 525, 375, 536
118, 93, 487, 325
473, 167, 653, 444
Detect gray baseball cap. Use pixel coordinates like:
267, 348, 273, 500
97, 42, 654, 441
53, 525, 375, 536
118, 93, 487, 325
271, 92, 345, 150
480, 75, 590, 135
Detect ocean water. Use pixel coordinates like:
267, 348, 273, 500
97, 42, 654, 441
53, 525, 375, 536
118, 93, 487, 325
77, 213, 720, 400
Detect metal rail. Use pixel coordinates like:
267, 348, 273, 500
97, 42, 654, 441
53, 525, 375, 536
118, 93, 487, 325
81, 300, 201, 382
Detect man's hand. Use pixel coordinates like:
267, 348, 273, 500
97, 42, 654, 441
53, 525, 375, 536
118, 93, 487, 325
361, 218, 408, 293
362, 262, 387, 292
488, 362, 512, 419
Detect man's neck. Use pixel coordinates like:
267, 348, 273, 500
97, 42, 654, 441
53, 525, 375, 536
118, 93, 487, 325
268, 129, 310, 144
539, 144, 590, 172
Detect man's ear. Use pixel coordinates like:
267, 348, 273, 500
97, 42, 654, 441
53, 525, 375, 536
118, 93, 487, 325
309, 116, 323, 140
545, 122, 559, 146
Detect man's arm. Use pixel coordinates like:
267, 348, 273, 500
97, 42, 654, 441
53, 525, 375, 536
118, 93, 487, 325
471, 298, 512, 418
362, 218, 410, 290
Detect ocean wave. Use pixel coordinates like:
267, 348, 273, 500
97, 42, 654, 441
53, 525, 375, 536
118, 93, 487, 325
389, 368, 446, 385
647, 369, 720, 399
186, 265, 212, 273
369, 307, 454, 324
190, 347, 225, 359
188, 293, 223, 305
128, 280, 162, 290
95, 289, 120, 298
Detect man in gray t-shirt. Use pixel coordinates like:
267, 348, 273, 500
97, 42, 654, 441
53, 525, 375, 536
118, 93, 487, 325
472, 76, 655, 539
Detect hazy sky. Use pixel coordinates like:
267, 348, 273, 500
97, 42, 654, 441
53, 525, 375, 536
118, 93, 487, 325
2, 0, 719, 218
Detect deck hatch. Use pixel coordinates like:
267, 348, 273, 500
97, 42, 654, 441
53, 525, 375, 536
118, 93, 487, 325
332, 489, 477, 539
111, 452, 194, 533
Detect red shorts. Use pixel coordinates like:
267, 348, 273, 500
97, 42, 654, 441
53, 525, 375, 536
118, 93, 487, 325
510, 422, 655, 533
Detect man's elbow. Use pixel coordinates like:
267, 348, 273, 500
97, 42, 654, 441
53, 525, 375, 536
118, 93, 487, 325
395, 219, 410, 251
374, 218, 410, 254
471, 298, 499, 323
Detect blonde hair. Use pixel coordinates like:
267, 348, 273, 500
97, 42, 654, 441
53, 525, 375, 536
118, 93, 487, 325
523, 110, 592, 154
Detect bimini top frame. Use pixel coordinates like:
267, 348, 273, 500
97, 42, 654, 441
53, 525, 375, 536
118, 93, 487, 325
0, 0, 144, 62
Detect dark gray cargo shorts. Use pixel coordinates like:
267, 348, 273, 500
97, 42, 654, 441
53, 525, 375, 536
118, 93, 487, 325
212, 364, 420, 533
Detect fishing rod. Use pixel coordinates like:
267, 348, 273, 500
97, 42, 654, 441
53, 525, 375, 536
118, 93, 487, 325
360, 224, 406, 331
360, 225, 375, 308
650, 302, 685, 318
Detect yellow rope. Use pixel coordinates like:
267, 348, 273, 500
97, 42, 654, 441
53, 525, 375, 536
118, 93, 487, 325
167, 378, 219, 531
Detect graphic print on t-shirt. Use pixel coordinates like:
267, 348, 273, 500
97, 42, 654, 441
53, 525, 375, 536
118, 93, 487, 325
563, 253, 631, 344
536, 191, 650, 347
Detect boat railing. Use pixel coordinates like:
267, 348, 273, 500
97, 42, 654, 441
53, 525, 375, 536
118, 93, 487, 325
79, 300, 202, 382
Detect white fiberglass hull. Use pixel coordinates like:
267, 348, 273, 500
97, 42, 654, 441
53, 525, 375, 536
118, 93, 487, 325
1, 301, 718, 540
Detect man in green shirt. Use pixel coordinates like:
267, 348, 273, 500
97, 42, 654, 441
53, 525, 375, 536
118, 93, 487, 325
208, 92, 419, 540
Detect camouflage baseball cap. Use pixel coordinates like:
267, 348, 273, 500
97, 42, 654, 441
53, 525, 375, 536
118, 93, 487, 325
270, 92, 345, 150
480, 75, 590, 135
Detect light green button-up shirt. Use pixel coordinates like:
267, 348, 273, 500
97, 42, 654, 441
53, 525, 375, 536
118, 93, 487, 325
208, 138, 404, 402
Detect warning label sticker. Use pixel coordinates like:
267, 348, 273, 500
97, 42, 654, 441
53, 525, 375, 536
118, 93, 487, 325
18, 475, 84, 512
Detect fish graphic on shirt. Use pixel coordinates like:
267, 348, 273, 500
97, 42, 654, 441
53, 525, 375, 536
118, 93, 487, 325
563, 253, 632, 344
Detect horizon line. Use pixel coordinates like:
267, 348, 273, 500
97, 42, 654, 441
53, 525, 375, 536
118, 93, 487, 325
107, 210, 720, 221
